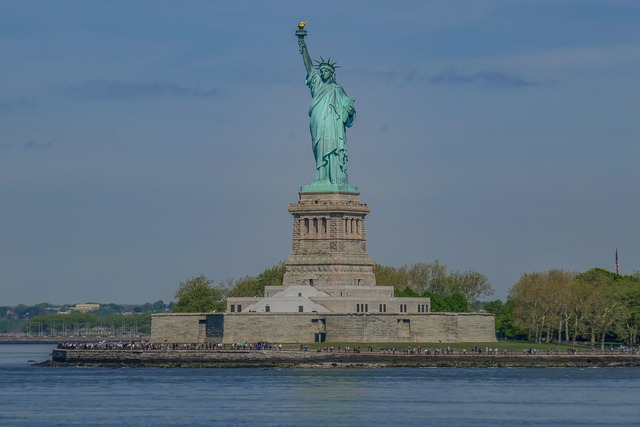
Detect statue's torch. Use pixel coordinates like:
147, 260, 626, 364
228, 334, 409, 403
296, 21, 307, 53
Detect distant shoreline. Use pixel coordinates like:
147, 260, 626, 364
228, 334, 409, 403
39, 348, 640, 368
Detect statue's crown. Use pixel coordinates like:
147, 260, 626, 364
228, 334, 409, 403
314, 57, 339, 72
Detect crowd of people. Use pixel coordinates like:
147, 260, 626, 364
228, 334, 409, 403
56, 340, 639, 355
57, 340, 285, 351
57, 341, 160, 350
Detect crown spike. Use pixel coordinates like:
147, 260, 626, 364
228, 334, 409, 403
314, 57, 340, 71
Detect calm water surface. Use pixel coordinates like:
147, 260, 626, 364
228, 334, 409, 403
1, 344, 639, 426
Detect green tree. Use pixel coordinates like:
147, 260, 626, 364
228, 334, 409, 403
509, 269, 575, 343
574, 268, 629, 349
151, 300, 167, 312
508, 267, 640, 346
395, 287, 419, 297
14, 304, 29, 319
215, 279, 236, 300
510, 272, 551, 342
616, 280, 640, 344
423, 291, 448, 312
421, 291, 469, 312
173, 275, 225, 313
373, 264, 407, 292
0, 318, 23, 333
374, 261, 492, 307
447, 270, 493, 309
229, 276, 261, 298
256, 262, 286, 287
229, 263, 286, 298
94, 303, 124, 316
443, 292, 469, 313
483, 299, 524, 339
406, 261, 448, 295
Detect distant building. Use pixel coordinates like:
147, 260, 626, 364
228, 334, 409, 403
74, 303, 100, 313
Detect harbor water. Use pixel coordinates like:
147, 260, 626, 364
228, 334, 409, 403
1, 344, 639, 426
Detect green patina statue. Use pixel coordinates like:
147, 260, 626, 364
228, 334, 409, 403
296, 22, 358, 193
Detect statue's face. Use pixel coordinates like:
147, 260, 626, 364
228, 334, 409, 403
320, 66, 334, 82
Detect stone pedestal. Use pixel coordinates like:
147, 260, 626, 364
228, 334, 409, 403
282, 192, 377, 287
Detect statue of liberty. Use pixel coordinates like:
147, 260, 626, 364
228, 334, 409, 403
296, 22, 358, 193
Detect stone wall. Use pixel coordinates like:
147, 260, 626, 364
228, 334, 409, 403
222, 313, 323, 343
151, 312, 496, 344
456, 314, 498, 342
314, 297, 430, 314
315, 285, 394, 298
151, 313, 207, 343
49, 349, 640, 368
321, 313, 495, 343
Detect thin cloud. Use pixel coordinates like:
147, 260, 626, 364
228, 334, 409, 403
2, 139, 56, 149
429, 70, 538, 88
67, 80, 219, 100
348, 67, 418, 84
23, 139, 55, 149
0, 98, 35, 114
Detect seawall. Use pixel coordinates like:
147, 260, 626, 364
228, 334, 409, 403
43, 349, 640, 368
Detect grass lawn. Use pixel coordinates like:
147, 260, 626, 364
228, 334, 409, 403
299, 340, 596, 353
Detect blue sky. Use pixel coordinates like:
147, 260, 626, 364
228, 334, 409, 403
1, 1, 639, 305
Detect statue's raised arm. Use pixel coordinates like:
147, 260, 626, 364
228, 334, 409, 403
295, 22, 358, 193
296, 22, 313, 74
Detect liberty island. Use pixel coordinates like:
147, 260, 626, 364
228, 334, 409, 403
38, 23, 494, 351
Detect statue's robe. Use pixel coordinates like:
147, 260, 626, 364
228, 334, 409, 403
306, 71, 355, 185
